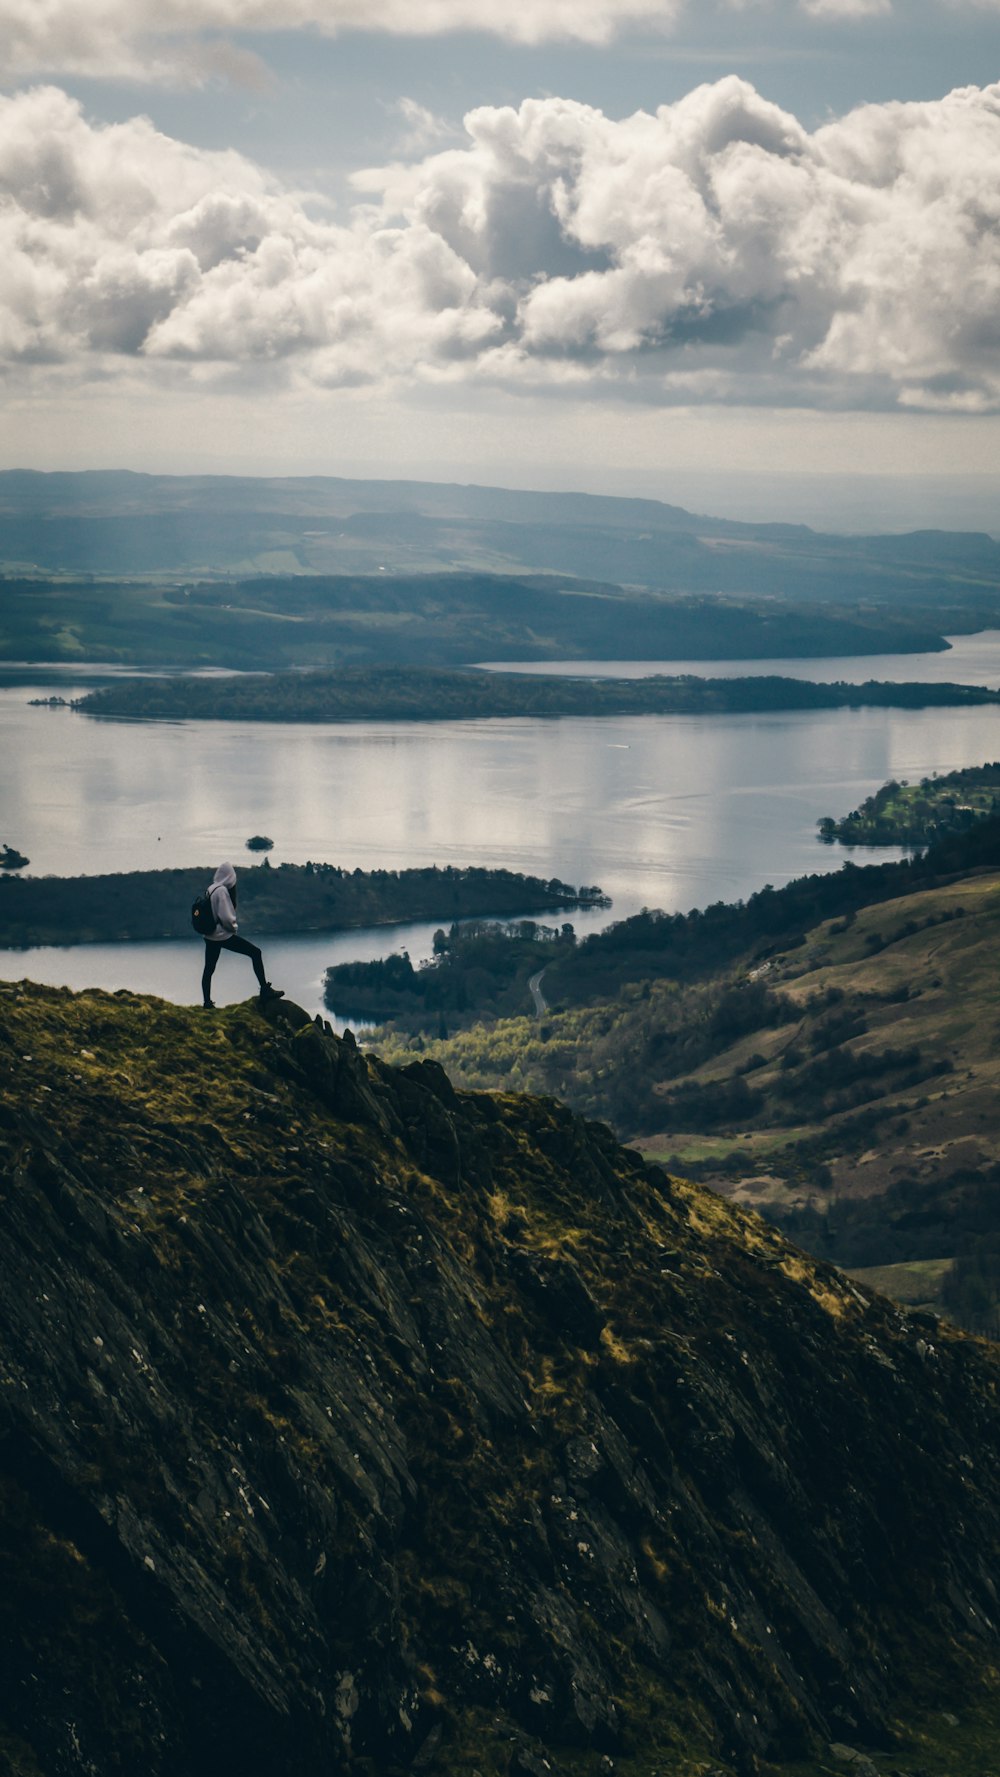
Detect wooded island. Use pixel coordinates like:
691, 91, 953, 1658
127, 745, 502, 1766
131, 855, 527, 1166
75, 665, 1000, 723
0, 861, 601, 948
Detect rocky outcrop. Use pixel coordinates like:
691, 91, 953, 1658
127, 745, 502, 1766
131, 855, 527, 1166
1, 982, 999, 1775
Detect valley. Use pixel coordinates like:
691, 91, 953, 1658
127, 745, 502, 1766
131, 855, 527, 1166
370, 821, 1000, 1335
7, 0, 1000, 1763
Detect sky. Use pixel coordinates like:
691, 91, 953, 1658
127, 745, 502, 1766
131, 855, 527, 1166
0, 0, 999, 527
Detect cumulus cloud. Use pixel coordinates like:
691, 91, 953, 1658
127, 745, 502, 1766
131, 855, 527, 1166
2, 78, 999, 411
0, 85, 498, 381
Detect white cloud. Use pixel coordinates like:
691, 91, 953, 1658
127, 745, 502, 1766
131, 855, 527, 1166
393, 98, 458, 157
1, 0, 957, 86
0, 85, 499, 380
2, 78, 999, 412
800, 0, 892, 17
0, 0, 687, 84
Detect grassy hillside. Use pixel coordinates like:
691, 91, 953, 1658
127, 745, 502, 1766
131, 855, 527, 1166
0, 571, 952, 669
3, 980, 1000, 1774
5, 470, 1000, 675
2, 469, 1000, 603
373, 828, 1000, 1332
818, 761, 1000, 847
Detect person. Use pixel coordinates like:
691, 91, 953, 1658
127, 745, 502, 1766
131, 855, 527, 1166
201, 862, 283, 1009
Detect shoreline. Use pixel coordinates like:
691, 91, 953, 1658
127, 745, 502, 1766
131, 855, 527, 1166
74, 666, 1000, 725
0, 860, 606, 950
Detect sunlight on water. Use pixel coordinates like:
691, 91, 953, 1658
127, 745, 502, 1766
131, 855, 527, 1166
477, 632, 1000, 688
4, 648, 1000, 1006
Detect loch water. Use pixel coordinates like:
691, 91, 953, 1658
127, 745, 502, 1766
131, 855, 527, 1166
4, 644, 1000, 1020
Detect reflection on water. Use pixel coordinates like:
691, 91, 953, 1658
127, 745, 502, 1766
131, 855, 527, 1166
7, 691, 995, 903
0, 922, 432, 1026
478, 632, 1000, 688
4, 654, 1000, 1006
0, 908, 607, 1025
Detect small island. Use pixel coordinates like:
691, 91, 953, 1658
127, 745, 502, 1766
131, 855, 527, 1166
0, 860, 605, 948
818, 763, 1000, 848
74, 665, 1000, 725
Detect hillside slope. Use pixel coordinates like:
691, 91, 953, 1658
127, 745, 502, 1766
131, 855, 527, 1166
2, 984, 1000, 1774
0, 571, 947, 669
2, 471, 999, 611
385, 869, 1000, 1190
374, 845, 1000, 1331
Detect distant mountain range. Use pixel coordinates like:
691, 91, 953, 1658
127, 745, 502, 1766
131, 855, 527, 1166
2, 469, 999, 609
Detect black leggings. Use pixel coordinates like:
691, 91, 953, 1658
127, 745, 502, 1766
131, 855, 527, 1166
202, 936, 267, 1003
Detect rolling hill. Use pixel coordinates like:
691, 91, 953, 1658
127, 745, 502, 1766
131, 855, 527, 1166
371, 823, 1000, 1334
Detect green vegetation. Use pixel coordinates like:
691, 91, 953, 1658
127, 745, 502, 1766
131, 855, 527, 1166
939, 1234, 1000, 1338
8, 472, 1000, 685
819, 761, 1000, 847
326, 918, 578, 1032
370, 819, 1000, 1333
526, 812, 1000, 1003
846, 1257, 954, 1309
3, 979, 1000, 1774
75, 664, 1000, 723
4, 469, 1000, 617
0, 570, 958, 670
0, 860, 596, 947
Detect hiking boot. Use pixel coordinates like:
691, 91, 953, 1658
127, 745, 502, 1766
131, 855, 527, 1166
201, 1001, 216, 1010
259, 984, 284, 1003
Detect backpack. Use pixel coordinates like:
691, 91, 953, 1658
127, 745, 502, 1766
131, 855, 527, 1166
191, 887, 217, 936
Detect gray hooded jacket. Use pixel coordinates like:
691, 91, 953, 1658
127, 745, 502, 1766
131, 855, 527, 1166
206, 863, 238, 942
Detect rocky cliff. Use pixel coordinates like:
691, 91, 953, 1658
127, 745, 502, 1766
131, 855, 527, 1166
1, 982, 999, 1777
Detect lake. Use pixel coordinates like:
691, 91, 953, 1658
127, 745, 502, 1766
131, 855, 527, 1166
4, 644, 1000, 1018
479, 630, 1000, 687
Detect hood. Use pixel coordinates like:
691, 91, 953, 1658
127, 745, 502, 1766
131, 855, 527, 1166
211, 863, 236, 889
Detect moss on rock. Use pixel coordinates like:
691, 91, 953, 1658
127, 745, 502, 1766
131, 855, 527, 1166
0, 982, 999, 1774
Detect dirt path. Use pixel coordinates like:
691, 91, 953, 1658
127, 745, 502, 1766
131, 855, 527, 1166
528, 967, 548, 1017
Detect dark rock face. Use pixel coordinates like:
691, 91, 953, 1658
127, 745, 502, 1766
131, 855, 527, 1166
0, 983, 999, 1775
